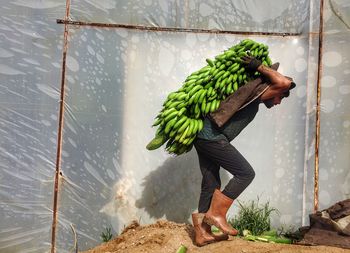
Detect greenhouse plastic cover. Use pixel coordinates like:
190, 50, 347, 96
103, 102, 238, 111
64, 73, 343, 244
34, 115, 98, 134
0, 0, 349, 252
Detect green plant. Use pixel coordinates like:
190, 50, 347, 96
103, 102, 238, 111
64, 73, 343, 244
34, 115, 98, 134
100, 227, 113, 242
228, 197, 279, 236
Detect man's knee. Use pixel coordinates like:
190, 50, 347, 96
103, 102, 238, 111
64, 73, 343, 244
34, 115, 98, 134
248, 169, 255, 183
242, 166, 255, 184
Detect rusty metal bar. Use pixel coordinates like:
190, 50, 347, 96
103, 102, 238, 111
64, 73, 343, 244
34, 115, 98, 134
51, 0, 71, 252
314, 0, 324, 213
56, 19, 301, 37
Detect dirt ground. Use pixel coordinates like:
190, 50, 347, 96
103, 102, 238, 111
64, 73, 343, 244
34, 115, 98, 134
82, 220, 350, 253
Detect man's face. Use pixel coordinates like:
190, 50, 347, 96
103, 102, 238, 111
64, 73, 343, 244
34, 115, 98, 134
263, 82, 295, 108
263, 93, 286, 108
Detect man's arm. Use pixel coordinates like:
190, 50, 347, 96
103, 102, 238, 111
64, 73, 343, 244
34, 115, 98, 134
257, 64, 292, 100
241, 55, 293, 100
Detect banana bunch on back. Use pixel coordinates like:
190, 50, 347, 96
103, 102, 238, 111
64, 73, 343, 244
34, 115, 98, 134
147, 39, 272, 155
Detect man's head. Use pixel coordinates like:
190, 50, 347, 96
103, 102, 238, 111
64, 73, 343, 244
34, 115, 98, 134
262, 82, 296, 108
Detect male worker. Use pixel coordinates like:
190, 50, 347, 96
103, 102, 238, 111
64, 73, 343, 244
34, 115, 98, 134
191, 55, 296, 246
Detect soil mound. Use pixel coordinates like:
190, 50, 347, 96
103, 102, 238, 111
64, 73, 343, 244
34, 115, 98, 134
83, 220, 350, 253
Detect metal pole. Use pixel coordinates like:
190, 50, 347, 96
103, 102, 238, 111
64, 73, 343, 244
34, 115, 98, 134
56, 19, 300, 37
51, 0, 70, 252
314, 0, 324, 213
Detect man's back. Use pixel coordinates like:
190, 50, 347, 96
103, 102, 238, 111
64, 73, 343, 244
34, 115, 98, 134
197, 99, 260, 142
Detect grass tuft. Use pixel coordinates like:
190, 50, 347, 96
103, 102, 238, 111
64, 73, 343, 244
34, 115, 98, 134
228, 197, 279, 236
100, 227, 113, 242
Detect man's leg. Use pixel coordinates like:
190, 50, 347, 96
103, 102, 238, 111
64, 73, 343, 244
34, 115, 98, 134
196, 147, 221, 213
195, 138, 255, 235
192, 139, 228, 246
195, 138, 255, 200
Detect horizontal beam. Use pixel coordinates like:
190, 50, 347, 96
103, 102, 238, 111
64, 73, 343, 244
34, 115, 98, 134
56, 19, 301, 37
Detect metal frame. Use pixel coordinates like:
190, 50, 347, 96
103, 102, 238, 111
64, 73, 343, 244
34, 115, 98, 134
56, 19, 301, 37
51, 1, 71, 253
314, 0, 324, 213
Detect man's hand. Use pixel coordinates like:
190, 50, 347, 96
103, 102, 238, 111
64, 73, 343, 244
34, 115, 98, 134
241, 55, 262, 72
241, 55, 293, 92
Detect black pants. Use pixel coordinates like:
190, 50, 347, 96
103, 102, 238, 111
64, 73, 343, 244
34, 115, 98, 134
194, 138, 255, 213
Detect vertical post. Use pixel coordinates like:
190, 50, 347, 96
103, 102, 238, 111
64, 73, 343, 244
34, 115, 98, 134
314, 0, 324, 213
51, 0, 71, 252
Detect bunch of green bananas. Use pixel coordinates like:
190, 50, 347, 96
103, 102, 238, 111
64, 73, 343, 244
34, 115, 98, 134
147, 39, 272, 155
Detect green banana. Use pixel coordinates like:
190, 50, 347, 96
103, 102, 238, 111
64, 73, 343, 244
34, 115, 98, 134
164, 110, 178, 123
186, 74, 199, 81
205, 101, 211, 114
229, 64, 240, 73
162, 107, 177, 118
177, 118, 191, 134
176, 102, 187, 110
172, 116, 187, 130
179, 126, 190, 143
165, 117, 178, 134
192, 120, 199, 134
175, 93, 188, 101
250, 42, 260, 51
178, 107, 187, 116
146, 133, 167, 150
214, 70, 225, 80
207, 86, 213, 97
233, 82, 239, 91
197, 119, 204, 132
188, 85, 203, 97
210, 100, 217, 112
219, 78, 228, 90
206, 58, 214, 67
197, 90, 207, 104
201, 98, 207, 113
195, 78, 204, 86
186, 120, 195, 137
194, 103, 201, 118
152, 117, 162, 127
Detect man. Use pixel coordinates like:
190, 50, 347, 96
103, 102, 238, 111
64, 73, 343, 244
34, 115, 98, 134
191, 56, 296, 246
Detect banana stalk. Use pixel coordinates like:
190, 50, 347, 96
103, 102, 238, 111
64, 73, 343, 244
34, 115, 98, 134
175, 244, 187, 253
243, 230, 292, 244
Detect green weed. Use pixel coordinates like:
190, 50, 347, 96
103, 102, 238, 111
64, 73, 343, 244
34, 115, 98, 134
100, 227, 113, 242
229, 197, 279, 236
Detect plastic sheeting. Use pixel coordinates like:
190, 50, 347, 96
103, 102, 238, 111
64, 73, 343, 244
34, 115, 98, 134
70, 0, 309, 33
0, 0, 349, 252
318, 0, 350, 206
0, 1, 66, 253
301, 0, 350, 228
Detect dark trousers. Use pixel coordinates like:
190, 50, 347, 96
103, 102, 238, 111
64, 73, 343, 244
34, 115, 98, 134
194, 138, 255, 213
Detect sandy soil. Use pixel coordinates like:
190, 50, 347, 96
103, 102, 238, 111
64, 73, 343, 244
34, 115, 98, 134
82, 220, 350, 253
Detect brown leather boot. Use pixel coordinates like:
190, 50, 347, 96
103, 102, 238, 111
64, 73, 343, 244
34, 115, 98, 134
202, 218, 229, 242
192, 213, 215, 246
203, 189, 238, 236
192, 213, 228, 246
